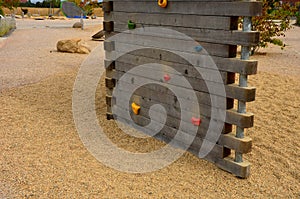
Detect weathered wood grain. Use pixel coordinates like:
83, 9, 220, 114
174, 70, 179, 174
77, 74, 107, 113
104, 31, 237, 58
102, 1, 113, 12
113, 23, 259, 46
112, 1, 262, 17
216, 157, 251, 178
113, 70, 256, 102
104, 41, 258, 75
113, 107, 230, 161
218, 133, 252, 153
103, 0, 260, 178
105, 12, 238, 30
103, 21, 114, 32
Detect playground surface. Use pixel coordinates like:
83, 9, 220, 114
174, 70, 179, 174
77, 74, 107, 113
0, 19, 299, 198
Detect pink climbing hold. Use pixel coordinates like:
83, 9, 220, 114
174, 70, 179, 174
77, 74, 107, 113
164, 74, 171, 82
191, 117, 201, 126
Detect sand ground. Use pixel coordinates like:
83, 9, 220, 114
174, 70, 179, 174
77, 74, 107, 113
0, 19, 299, 198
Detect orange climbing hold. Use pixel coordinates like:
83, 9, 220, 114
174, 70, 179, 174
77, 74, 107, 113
131, 103, 141, 115
158, 0, 167, 8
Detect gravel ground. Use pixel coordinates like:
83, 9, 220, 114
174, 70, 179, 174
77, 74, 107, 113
0, 19, 299, 198
0, 18, 102, 91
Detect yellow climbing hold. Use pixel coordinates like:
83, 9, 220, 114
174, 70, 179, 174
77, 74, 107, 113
158, 0, 167, 8
131, 103, 141, 115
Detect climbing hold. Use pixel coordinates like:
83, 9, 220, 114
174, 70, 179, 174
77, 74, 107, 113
131, 102, 141, 115
191, 117, 201, 126
195, 45, 203, 52
158, 0, 168, 8
164, 74, 171, 82
128, 20, 136, 30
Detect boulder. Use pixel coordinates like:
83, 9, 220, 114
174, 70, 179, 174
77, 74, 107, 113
56, 39, 91, 54
73, 22, 82, 28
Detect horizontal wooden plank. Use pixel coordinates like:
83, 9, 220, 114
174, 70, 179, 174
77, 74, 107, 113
102, 1, 113, 12
112, 69, 256, 102
110, 76, 253, 110
106, 68, 114, 78
109, 91, 254, 129
106, 90, 233, 134
104, 59, 115, 71
112, 107, 230, 161
106, 112, 114, 120
109, 86, 223, 113
226, 109, 254, 128
107, 98, 250, 135
216, 157, 251, 178
113, 70, 223, 98
112, 1, 262, 17
106, 29, 237, 59
104, 41, 258, 75
104, 41, 115, 52
115, 60, 234, 85
108, 0, 241, 2
114, 60, 228, 84
105, 77, 115, 89
128, 94, 251, 129
114, 104, 213, 139
103, 21, 114, 32
218, 133, 252, 153
113, 23, 259, 46
105, 11, 237, 30
120, 97, 253, 129
106, 81, 215, 108
225, 84, 256, 102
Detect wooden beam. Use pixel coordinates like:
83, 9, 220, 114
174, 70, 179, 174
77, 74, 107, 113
112, 1, 262, 17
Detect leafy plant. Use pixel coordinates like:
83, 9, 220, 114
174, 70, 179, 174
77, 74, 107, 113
251, 0, 298, 53
0, 0, 4, 15
0, 7, 4, 16
2, 0, 20, 10
67, 0, 102, 16
296, 2, 300, 26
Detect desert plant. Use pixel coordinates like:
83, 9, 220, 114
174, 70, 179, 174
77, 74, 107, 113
251, 0, 298, 53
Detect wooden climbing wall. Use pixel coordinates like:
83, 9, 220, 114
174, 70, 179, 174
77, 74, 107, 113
103, 0, 262, 178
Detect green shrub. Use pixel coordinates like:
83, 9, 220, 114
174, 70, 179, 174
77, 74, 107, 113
0, 18, 16, 37
296, 2, 300, 25
0, 7, 4, 16
251, 0, 298, 53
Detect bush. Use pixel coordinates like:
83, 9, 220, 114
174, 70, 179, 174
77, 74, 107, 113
0, 7, 4, 16
251, 0, 298, 53
0, 17, 16, 36
296, 10, 300, 26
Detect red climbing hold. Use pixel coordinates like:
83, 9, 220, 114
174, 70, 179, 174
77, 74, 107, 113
164, 74, 171, 82
191, 117, 201, 126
